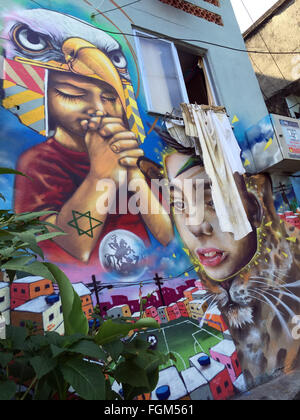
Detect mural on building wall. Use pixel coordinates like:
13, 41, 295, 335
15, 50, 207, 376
0, 1, 299, 400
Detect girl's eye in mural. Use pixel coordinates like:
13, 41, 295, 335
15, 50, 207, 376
108, 51, 127, 69
206, 200, 215, 210
13, 25, 51, 53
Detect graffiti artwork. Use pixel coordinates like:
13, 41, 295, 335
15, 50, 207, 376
0, 1, 299, 400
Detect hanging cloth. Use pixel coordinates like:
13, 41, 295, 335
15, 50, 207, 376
181, 104, 252, 241
211, 112, 245, 175
165, 118, 202, 157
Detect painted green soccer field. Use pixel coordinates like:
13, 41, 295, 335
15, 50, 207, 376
139, 318, 224, 372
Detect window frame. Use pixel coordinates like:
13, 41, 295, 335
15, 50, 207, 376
133, 28, 189, 115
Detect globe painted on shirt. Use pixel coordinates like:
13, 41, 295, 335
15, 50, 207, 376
99, 230, 147, 282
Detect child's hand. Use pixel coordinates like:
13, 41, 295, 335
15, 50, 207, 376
81, 109, 144, 186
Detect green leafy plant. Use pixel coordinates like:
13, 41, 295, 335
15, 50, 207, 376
0, 168, 173, 400
0, 320, 171, 400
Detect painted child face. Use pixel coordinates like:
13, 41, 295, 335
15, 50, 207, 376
166, 153, 258, 282
47, 70, 124, 137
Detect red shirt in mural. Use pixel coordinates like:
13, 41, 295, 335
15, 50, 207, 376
14, 138, 149, 266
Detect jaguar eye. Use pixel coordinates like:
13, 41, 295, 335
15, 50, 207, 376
13, 25, 51, 53
109, 50, 127, 69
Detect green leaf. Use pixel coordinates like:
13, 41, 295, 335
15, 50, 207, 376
34, 377, 53, 401
2, 261, 56, 282
5, 270, 16, 283
30, 356, 57, 380
8, 357, 35, 384
50, 344, 66, 358
133, 350, 167, 374
0, 167, 27, 177
94, 320, 132, 346
135, 318, 160, 330
13, 211, 57, 223
0, 379, 17, 401
43, 263, 89, 336
105, 379, 122, 400
6, 325, 28, 349
10, 231, 45, 259
102, 340, 124, 362
68, 340, 106, 360
60, 359, 106, 400
36, 231, 67, 243
62, 333, 89, 348
29, 335, 49, 350
0, 352, 13, 368
95, 318, 159, 346
122, 383, 151, 401
0, 246, 20, 258
45, 331, 65, 347
2, 256, 34, 270
123, 338, 149, 355
114, 360, 150, 389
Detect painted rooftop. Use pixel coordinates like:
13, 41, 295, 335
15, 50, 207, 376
13, 295, 61, 313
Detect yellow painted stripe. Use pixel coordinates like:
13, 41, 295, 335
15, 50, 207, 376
3, 90, 43, 108
19, 105, 45, 126
3, 80, 16, 89
264, 138, 273, 151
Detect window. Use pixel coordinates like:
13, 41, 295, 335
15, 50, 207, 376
134, 29, 216, 115
21, 289, 26, 294
216, 386, 222, 394
134, 29, 189, 115
35, 287, 40, 292
49, 314, 54, 322
45, 284, 50, 289
0, 297, 4, 303
286, 95, 300, 119
227, 363, 232, 370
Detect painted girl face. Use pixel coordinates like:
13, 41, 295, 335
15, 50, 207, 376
166, 153, 258, 282
47, 70, 124, 137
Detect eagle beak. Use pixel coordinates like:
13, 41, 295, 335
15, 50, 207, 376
62, 38, 126, 111
14, 37, 126, 111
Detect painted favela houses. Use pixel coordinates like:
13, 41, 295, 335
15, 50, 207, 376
0, 0, 299, 400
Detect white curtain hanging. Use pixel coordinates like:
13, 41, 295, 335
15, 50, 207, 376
180, 104, 252, 241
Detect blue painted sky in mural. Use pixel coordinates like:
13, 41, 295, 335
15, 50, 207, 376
0, 107, 46, 209
246, 114, 274, 149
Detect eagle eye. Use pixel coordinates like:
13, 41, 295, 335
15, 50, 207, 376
108, 50, 127, 69
13, 25, 51, 53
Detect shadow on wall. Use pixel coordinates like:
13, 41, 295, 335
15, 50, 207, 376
254, 73, 300, 117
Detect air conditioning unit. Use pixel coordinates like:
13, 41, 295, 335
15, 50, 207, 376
245, 114, 300, 174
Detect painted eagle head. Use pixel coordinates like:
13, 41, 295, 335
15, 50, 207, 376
2, 8, 131, 108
